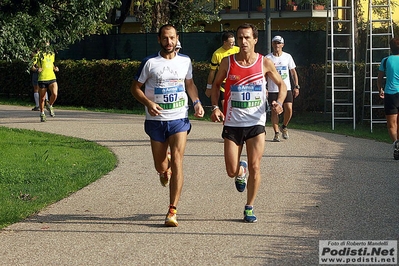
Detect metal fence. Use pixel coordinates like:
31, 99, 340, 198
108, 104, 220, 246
57, 30, 326, 66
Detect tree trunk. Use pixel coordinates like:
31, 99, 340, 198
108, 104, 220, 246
151, 1, 170, 33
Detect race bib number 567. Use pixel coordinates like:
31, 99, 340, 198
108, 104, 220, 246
154, 86, 185, 110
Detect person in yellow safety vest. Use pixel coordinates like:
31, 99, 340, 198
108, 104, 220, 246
205, 31, 240, 110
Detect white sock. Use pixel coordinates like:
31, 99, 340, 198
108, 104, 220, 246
34, 92, 39, 107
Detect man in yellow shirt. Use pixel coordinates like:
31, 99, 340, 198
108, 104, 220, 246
205, 32, 240, 109
34, 49, 59, 122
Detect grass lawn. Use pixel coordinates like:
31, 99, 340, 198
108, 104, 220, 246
0, 126, 117, 229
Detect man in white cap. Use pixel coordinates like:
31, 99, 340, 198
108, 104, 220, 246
266, 35, 300, 142
175, 40, 182, 53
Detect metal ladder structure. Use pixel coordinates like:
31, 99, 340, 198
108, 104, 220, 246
325, 0, 356, 130
362, 0, 394, 132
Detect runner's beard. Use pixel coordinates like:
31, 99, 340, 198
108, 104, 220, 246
161, 45, 175, 54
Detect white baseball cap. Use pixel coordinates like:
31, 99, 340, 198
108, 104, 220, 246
272, 36, 284, 43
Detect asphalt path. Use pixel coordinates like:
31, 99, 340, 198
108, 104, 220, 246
0, 105, 398, 265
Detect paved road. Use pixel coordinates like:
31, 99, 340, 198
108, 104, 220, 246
0, 105, 398, 266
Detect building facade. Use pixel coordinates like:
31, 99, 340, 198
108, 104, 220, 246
119, 0, 397, 34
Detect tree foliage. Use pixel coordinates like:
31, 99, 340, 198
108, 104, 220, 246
0, 0, 121, 62
132, 0, 222, 33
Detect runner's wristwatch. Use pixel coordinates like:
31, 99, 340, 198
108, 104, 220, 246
211, 105, 219, 112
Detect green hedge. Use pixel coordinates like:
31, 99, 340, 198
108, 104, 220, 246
0, 60, 210, 110
0, 61, 29, 97
0, 60, 366, 115
56, 59, 141, 109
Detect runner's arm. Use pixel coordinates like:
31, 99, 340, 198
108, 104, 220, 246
186, 78, 204, 118
264, 57, 286, 114
210, 57, 228, 122
131, 80, 163, 116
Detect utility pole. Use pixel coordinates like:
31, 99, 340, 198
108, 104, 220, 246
265, 0, 271, 54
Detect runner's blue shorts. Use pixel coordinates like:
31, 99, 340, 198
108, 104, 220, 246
145, 118, 191, 142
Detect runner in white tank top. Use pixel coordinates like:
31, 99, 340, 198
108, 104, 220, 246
209, 23, 287, 223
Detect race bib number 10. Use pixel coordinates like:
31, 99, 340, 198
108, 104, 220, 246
154, 86, 185, 110
230, 84, 262, 108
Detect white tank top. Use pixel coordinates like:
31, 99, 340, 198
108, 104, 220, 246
224, 54, 268, 127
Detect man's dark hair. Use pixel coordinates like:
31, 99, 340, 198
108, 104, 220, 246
236, 23, 258, 39
158, 24, 177, 37
390, 37, 399, 55
222, 31, 235, 42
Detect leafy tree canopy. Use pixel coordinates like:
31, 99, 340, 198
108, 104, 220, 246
132, 0, 222, 33
0, 0, 121, 62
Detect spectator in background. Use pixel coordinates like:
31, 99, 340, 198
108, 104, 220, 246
30, 49, 48, 111
34, 44, 59, 122
175, 40, 182, 53
205, 31, 240, 109
266, 35, 300, 142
